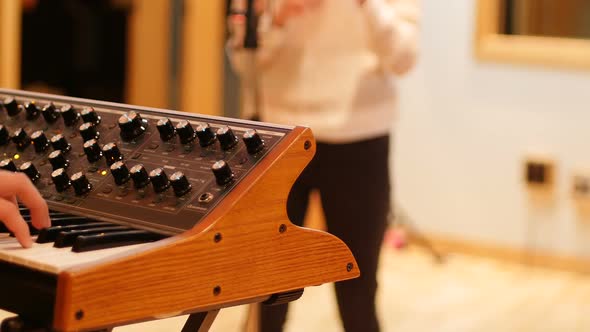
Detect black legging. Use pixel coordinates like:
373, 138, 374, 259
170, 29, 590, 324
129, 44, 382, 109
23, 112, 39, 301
260, 135, 391, 332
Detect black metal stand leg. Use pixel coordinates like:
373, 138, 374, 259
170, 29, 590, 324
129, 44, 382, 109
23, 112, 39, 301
181, 310, 219, 332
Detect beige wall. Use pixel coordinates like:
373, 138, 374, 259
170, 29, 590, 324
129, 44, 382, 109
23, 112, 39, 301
396, 0, 590, 260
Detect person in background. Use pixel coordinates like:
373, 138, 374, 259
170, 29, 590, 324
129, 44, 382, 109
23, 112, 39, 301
0, 171, 50, 248
228, 0, 419, 331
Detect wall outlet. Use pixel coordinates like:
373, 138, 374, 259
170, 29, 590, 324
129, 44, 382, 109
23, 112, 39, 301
572, 174, 590, 197
524, 158, 554, 187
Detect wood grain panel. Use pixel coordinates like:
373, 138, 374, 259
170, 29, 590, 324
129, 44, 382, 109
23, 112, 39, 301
52, 127, 358, 331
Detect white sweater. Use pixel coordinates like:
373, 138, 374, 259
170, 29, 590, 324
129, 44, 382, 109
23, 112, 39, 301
230, 0, 419, 143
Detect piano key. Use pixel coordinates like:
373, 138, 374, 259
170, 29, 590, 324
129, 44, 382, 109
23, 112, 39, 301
9, 217, 92, 237
54, 226, 131, 248
36, 222, 113, 243
0, 209, 69, 233
0, 238, 153, 273
73, 230, 166, 252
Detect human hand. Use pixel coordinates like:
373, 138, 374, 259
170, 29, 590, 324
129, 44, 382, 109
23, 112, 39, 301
0, 171, 50, 248
274, 0, 323, 27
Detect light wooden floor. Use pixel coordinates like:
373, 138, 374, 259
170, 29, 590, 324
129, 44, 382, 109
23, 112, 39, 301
3, 245, 590, 331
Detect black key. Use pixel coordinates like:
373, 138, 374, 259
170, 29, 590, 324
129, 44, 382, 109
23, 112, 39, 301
26, 216, 88, 225
21, 212, 71, 221
9, 216, 91, 238
54, 226, 130, 248
36, 222, 112, 243
19, 207, 69, 219
72, 230, 166, 252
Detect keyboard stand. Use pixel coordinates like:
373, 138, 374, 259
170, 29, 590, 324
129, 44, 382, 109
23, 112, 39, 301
181, 310, 219, 332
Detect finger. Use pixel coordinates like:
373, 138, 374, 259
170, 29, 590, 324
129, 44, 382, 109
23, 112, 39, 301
0, 197, 33, 248
0, 193, 17, 207
305, 0, 322, 8
0, 171, 50, 230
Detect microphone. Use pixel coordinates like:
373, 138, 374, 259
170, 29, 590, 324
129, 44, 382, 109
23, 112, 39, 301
228, 0, 259, 49
243, 0, 259, 49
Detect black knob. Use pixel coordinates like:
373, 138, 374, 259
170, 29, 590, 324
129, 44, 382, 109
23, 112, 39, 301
50, 134, 71, 153
48, 150, 69, 170
19, 162, 41, 183
42, 103, 60, 124
3, 97, 20, 117
0, 159, 17, 172
79, 122, 99, 142
242, 129, 265, 154
118, 111, 148, 142
24, 101, 41, 120
175, 120, 196, 144
83, 139, 103, 163
130, 164, 150, 189
156, 118, 176, 141
149, 167, 170, 193
110, 161, 131, 185
60, 104, 79, 127
196, 123, 217, 147
0, 125, 10, 146
71, 172, 92, 196
170, 171, 192, 197
80, 107, 101, 125
31, 130, 50, 153
212, 160, 234, 185
12, 128, 30, 151
51, 168, 71, 192
217, 126, 238, 151
102, 142, 123, 166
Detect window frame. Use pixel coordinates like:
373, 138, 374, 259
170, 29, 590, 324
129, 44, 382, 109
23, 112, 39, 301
475, 0, 590, 71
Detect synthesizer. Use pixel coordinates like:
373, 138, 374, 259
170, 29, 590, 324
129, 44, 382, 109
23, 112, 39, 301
0, 89, 358, 332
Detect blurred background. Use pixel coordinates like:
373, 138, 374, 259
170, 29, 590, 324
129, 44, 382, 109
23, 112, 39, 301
2, 0, 590, 331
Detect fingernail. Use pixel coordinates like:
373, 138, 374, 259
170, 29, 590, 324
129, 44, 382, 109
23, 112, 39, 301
21, 237, 33, 248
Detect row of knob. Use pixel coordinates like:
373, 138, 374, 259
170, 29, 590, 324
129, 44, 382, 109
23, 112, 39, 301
0, 123, 263, 163
49, 164, 196, 197
1, 156, 235, 197
129, 112, 265, 154
1, 97, 265, 154
1, 97, 101, 126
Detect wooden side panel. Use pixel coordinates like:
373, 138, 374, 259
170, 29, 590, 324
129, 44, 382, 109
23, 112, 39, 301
53, 127, 359, 331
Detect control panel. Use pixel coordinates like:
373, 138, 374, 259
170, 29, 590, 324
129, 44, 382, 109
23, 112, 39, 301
0, 89, 291, 234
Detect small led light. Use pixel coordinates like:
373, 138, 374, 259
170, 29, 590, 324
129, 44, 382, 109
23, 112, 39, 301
101, 170, 108, 176
13, 154, 20, 160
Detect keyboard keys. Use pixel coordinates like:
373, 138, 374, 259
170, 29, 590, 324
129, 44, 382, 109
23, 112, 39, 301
73, 230, 166, 252
36, 222, 113, 243
54, 226, 131, 248
2, 206, 168, 253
